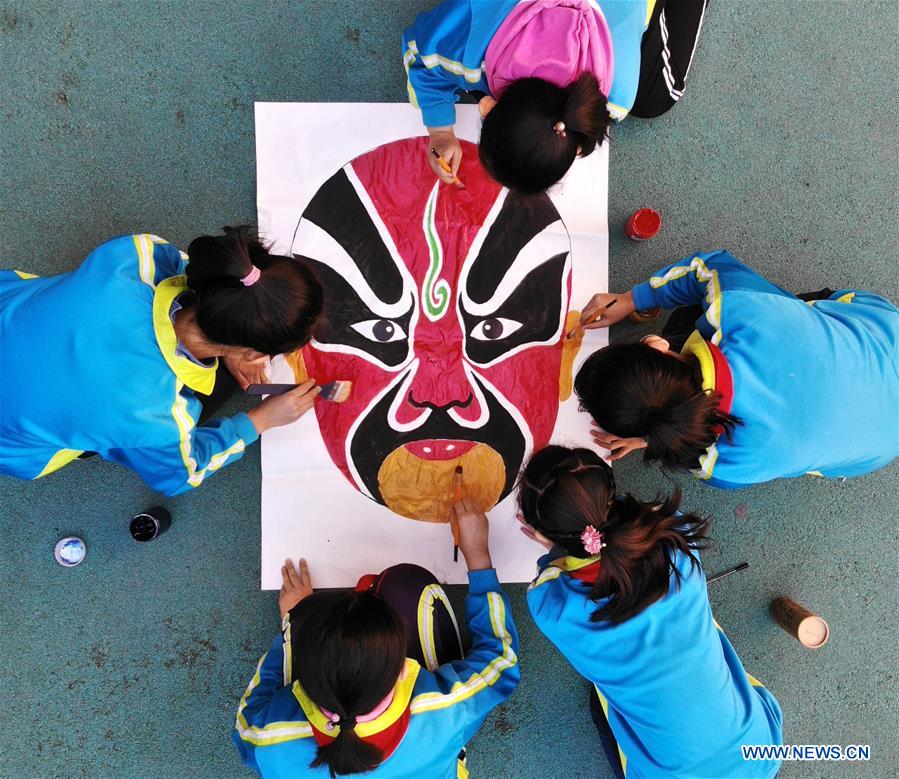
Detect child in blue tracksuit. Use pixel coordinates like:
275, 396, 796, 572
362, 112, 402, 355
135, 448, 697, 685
403, 0, 708, 191
518, 445, 783, 778
575, 250, 899, 487
234, 499, 519, 778
0, 228, 322, 495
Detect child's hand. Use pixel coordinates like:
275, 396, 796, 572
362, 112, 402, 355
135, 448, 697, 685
452, 498, 493, 572
279, 558, 313, 617
478, 96, 497, 118
591, 423, 647, 461
580, 290, 634, 329
248, 380, 320, 434
427, 127, 462, 184
224, 348, 269, 391
516, 514, 554, 551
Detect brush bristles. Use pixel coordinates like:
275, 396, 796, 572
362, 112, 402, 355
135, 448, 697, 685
321, 380, 352, 403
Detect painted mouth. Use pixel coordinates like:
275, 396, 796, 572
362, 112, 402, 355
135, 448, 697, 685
403, 440, 476, 461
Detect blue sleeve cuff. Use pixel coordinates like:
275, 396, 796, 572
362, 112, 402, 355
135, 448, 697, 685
467, 567, 501, 594
232, 412, 260, 445
421, 100, 457, 129
632, 281, 657, 312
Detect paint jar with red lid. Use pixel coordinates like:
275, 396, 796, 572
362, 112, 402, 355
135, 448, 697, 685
625, 208, 662, 241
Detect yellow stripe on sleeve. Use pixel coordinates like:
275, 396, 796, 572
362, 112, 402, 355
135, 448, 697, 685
234, 652, 315, 746
132, 234, 156, 288
528, 566, 563, 591
650, 256, 724, 344
170, 381, 246, 489
404, 39, 485, 84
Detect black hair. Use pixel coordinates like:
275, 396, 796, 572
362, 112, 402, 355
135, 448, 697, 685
574, 342, 742, 471
290, 590, 407, 777
518, 445, 710, 624
479, 73, 611, 193
185, 225, 322, 355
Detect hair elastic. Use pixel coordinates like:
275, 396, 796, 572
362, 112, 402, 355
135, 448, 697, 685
321, 689, 395, 732
240, 265, 262, 286
553, 121, 567, 138
581, 525, 607, 555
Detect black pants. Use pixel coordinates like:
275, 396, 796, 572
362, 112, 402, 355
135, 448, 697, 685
589, 686, 626, 779
358, 563, 464, 670
631, 0, 710, 119
196, 361, 239, 425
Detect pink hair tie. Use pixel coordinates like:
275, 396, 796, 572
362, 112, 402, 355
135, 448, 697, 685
581, 525, 606, 556
240, 265, 261, 286
321, 689, 395, 732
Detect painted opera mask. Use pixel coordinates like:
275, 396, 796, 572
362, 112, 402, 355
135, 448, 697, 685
287, 138, 582, 521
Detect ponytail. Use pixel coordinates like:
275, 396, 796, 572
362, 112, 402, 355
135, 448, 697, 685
312, 722, 383, 778
185, 225, 322, 355
588, 493, 709, 623
519, 445, 711, 625
291, 591, 407, 777
559, 72, 610, 160
574, 342, 741, 472
479, 73, 611, 194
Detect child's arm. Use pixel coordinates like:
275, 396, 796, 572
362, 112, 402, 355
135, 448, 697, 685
232, 619, 298, 770
402, 0, 474, 129
412, 499, 520, 740
631, 250, 793, 313
414, 567, 520, 742
107, 409, 258, 496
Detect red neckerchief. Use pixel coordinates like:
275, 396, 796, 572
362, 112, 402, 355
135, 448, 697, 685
706, 341, 734, 420
309, 707, 412, 760
707, 342, 733, 436
568, 560, 601, 584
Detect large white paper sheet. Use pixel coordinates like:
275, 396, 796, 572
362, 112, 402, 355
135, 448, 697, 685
256, 102, 608, 589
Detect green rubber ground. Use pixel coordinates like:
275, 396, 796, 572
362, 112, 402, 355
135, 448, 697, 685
1, 2, 896, 777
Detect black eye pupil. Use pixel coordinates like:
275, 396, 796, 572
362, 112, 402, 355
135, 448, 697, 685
373, 320, 394, 341
482, 318, 503, 340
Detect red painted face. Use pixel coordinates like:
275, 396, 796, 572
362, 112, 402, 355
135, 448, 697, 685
291, 138, 573, 521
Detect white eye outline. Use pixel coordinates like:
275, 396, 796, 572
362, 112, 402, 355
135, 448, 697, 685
350, 318, 407, 343
469, 317, 524, 342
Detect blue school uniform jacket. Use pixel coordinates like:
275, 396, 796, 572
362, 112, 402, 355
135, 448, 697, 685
528, 550, 783, 778
0, 234, 258, 495
234, 569, 519, 778
631, 250, 899, 488
402, 0, 649, 126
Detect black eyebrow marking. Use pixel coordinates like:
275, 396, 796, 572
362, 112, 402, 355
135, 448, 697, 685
466, 190, 562, 305
292, 255, 413, 368
298, 168, 405, 305
461, 252, 568, 364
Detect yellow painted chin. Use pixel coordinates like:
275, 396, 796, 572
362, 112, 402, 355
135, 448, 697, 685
378, 444, 506, 522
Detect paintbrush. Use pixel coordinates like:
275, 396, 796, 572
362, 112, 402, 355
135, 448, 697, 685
245, 381, 353, 403
451, 465, 463, 562
567, 299, 618, 339
430, 148, 465, 188
706, 561, 749, 584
